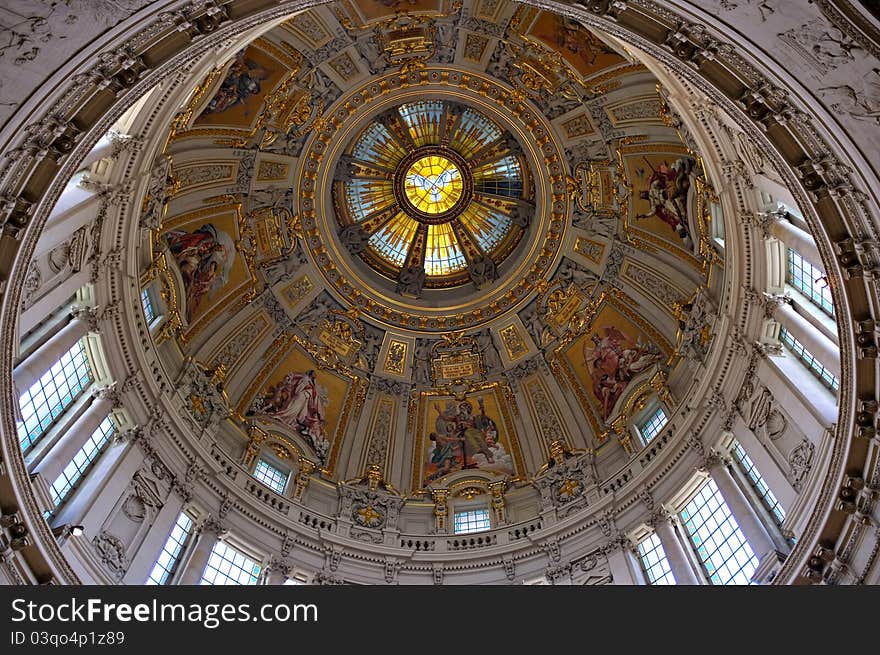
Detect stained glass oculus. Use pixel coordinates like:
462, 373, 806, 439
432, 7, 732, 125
335, 100, 532, 290
404, 155, 464, 215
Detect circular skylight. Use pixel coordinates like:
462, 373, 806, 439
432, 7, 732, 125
334, 100, 531, 291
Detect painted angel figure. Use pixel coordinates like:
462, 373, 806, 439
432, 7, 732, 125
165, 223, 235, 321
254, 370, 329, 457
584, 326, 661, 418
635, 156, 696, 249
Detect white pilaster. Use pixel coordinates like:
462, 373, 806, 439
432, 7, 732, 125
773, 302, 840, 377
654, 516, 702, 585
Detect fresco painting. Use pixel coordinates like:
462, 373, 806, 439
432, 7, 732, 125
527, 11, 625, 78
194, 46, 286, 127
163, 210, 246, 325
421, 390, 515, 486
352, 0, 445, 22
246, 347, 350, 463
624, 148, 699, 252
563, 304, 663, 421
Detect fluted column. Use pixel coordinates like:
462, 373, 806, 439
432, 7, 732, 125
773, 301, 840, 377
34, 392, 113, 484
768, 218, 822, 267
177, 520, 224, 585
654, 515, 701, 585
13, 313, 91, 393
709, 461, 777, 564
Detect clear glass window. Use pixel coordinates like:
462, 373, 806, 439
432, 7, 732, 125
18, 340, 93, 452
453, 508, 491, 534
141, 287, 156, 324
636, 532, 676, 585
786, 248, 834, 317
200, 541, 261, 586
49, 414, 115, 507
146, 512, 195, 585
779, 327, 840, 391
253, 458, 288, 494
639, 406, 668, 445
731, 441, 786, 527
680, 478, 758, 585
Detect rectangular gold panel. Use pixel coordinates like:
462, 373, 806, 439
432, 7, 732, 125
383, 340, 407, 375
499, 324, 528, 361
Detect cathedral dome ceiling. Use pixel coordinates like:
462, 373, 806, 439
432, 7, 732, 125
142, 0, 721, 488
4, 0, 877, 587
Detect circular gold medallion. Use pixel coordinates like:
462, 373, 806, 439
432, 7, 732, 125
403, 155, 464, 216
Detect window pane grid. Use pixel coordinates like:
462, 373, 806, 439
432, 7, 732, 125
141, 288, 156, 324
639, 406, 668, 445
453, 509, 490, 534
779, 327, 840, 390
253, 459, 288, 494
200, 541, 262, 586
680, 478, 758, 585
146, 513, 195, 585
787, 248, 834, 316
731, 441, 786, 526
637, 532, 676, 585
18, 340, 93, 452
50, 415, 115, 507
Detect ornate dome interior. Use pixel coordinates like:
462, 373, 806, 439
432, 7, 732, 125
0, 0, 878, 587
146, 0, 714, 487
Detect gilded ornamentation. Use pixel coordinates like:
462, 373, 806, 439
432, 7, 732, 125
573, 237, 605, 264
383, 340, 407, 375
499, 324, 528, 361
256, 160, 289, 181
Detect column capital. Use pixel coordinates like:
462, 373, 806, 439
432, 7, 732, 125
70, 304, 100, 332
742, 209, 784, 239
685, 431, 723, 471
91, 384, 122, 409
265, 555, 293, 579
198, 515, 227, 539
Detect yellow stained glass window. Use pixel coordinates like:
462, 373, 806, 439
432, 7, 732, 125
404, 156, 463, 215
458, 203, 512, 253
336, 100, 528, 288
367, 213, 419, 268
344, 179, 395, 219
424, 223, 467, 276
398, 101, 445, 147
